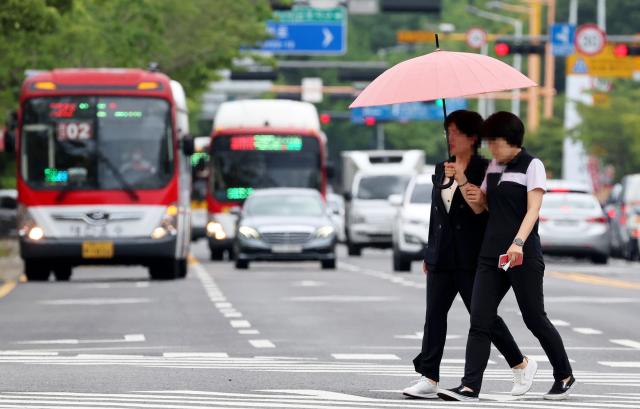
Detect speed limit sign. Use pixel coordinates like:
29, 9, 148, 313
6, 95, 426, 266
466, 28, 487, 49
575, 24, 606, 56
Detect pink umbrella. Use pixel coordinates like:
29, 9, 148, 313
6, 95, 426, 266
350, 50, 537, 108
350, 38, 537, 188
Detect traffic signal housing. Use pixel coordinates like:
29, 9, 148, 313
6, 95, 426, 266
613, 44, 640, 57
494, 41, 546, 56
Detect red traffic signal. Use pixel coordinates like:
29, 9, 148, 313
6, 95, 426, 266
614, 43, 640, 57
495, 42, 510, 56
364, 116, 377, 126
320, 113, 331, 125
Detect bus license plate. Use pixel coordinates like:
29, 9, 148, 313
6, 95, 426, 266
82, 241, 114, 259
272, 244, 303, 254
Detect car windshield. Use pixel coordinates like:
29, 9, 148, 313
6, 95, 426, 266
21, 96, 173, 190
245, 194, 324, 217
356, 175, 412, 200
410, 182, 433, 204
543, 193, 599, 210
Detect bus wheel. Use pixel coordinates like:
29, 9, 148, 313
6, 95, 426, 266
235, 259, 249, 270
53, 265, 73, 281
24, 260, 51, 282
209, 248, 224, 261
148, 259, 181, 280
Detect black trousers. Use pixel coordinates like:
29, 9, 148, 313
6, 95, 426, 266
413, 267, 524, 382
462, 256, 573, 391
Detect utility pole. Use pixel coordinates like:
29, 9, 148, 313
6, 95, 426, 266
543, 0, 556, 119
527, 1, 542, 131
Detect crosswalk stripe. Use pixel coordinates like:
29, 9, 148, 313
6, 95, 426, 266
0, 390, 639, 409
610, 339, 640, 350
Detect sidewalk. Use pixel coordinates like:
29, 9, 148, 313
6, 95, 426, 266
0, 239, 22, 283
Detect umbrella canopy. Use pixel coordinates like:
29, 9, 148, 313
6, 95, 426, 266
350, 50, 537, 108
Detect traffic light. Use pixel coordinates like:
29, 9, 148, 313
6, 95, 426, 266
320, 113, 331, 125
364, 116, 377, 127
381, 0, 441, 13
613, 43, 640, 57
494, 41, 546, 56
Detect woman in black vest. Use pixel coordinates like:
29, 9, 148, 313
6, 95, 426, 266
438, 112, 575, 402
403, 110, 528, 399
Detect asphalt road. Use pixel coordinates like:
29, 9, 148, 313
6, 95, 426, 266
0, 240, 639, 408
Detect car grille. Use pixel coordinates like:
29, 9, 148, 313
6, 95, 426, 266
261, 232, 312, 245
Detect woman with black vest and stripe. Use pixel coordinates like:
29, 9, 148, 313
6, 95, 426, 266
403, 110, 530, 400
438, 111, 575, 402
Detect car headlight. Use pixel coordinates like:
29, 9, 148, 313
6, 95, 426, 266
151, 204, 178, 239
315, 225, 335, 238
206, 221, 227, 240
238, 225, 260, 239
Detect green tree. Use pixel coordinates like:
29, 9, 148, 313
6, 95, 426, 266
575, 81, 640, 181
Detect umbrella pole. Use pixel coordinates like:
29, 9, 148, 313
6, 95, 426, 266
435, 33, 454, 189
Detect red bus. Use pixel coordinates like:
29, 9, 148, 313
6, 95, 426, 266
205, 99, 328, 260
14, 68, 194, 281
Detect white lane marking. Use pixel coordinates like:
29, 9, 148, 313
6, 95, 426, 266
16, 334, 146, 345
162, 353, 229, 358
0, 351, 59, 356
135, 282, 149, 288
239, 329, 260, 335
332, 354, 401, 360
230, 320, 252, 329
394, 332, 461, 341
249, 339, 276, 348
611, 339, 640, 350
39, 298, 151, 305
441, 359, 497, 365
599, 362, 640, 368
215, 302, 232, 308
573, 327, 603, 335
504, 355, 576, 363
77, 354, 145, 359
224, 312, 243, 318
287, 295, 397, 302
551, 319, 570, 327
293, 280, 326, 287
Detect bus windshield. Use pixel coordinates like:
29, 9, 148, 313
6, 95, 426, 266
21, 96, 174, 191
210, 134, 321, 202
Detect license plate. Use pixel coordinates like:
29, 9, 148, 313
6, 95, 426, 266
82, 241, 114, 259
555, 220, 579, 227
272, 244, 303, 253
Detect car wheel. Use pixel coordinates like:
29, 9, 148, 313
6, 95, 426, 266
209, 248, 224, 261
235, 259, 249, 269
590, 254, 609, 264
321, 259, 336, 270
24, 259, 51, 282
347, 242, 362, 256
393, 250, 411, 272
53, 265, 73, 281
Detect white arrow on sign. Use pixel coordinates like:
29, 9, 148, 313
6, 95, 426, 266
322, 28, 334, 47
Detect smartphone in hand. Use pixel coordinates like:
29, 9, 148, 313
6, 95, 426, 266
499, 254, 523, 271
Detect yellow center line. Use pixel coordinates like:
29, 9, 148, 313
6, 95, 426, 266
187, 253, 199, 265
548, 271, 640, 290
0, 280, 18, 299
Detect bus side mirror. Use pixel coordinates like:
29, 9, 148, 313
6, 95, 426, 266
181, 135, 195, 156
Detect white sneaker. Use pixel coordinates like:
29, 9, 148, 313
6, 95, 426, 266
511, 357, 538, 396
403, 376, 439, 399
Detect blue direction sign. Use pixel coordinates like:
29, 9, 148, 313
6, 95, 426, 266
551, 23, 576, 57
257, 7, 347, 55
351, 99, 468, 124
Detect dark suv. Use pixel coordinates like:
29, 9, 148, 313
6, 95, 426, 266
605, 174, 640, 260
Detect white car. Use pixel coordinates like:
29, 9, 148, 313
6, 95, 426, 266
327, 193, 346, 242
389, 170, 434, 272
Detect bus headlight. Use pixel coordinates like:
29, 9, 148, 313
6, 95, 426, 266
18, 206, 44, 241
238, 226, 260, 240
315, 225, 335, 238
206, 221, 227, 240
151, 205, 178, 239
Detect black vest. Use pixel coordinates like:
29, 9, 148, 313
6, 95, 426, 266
480, 149, 544, 260
424, 155, 489, 271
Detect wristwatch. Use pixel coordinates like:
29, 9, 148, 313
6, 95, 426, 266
513, 238, 525, 247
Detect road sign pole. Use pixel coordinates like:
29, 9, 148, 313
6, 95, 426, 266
544, 0, 556, 119
375, 123, 384, 150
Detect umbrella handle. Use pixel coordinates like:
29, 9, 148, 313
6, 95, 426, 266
434, 158, 455, 190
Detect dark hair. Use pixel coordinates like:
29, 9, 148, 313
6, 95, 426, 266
481, 111, 525, 147
444, 110, 483, 152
